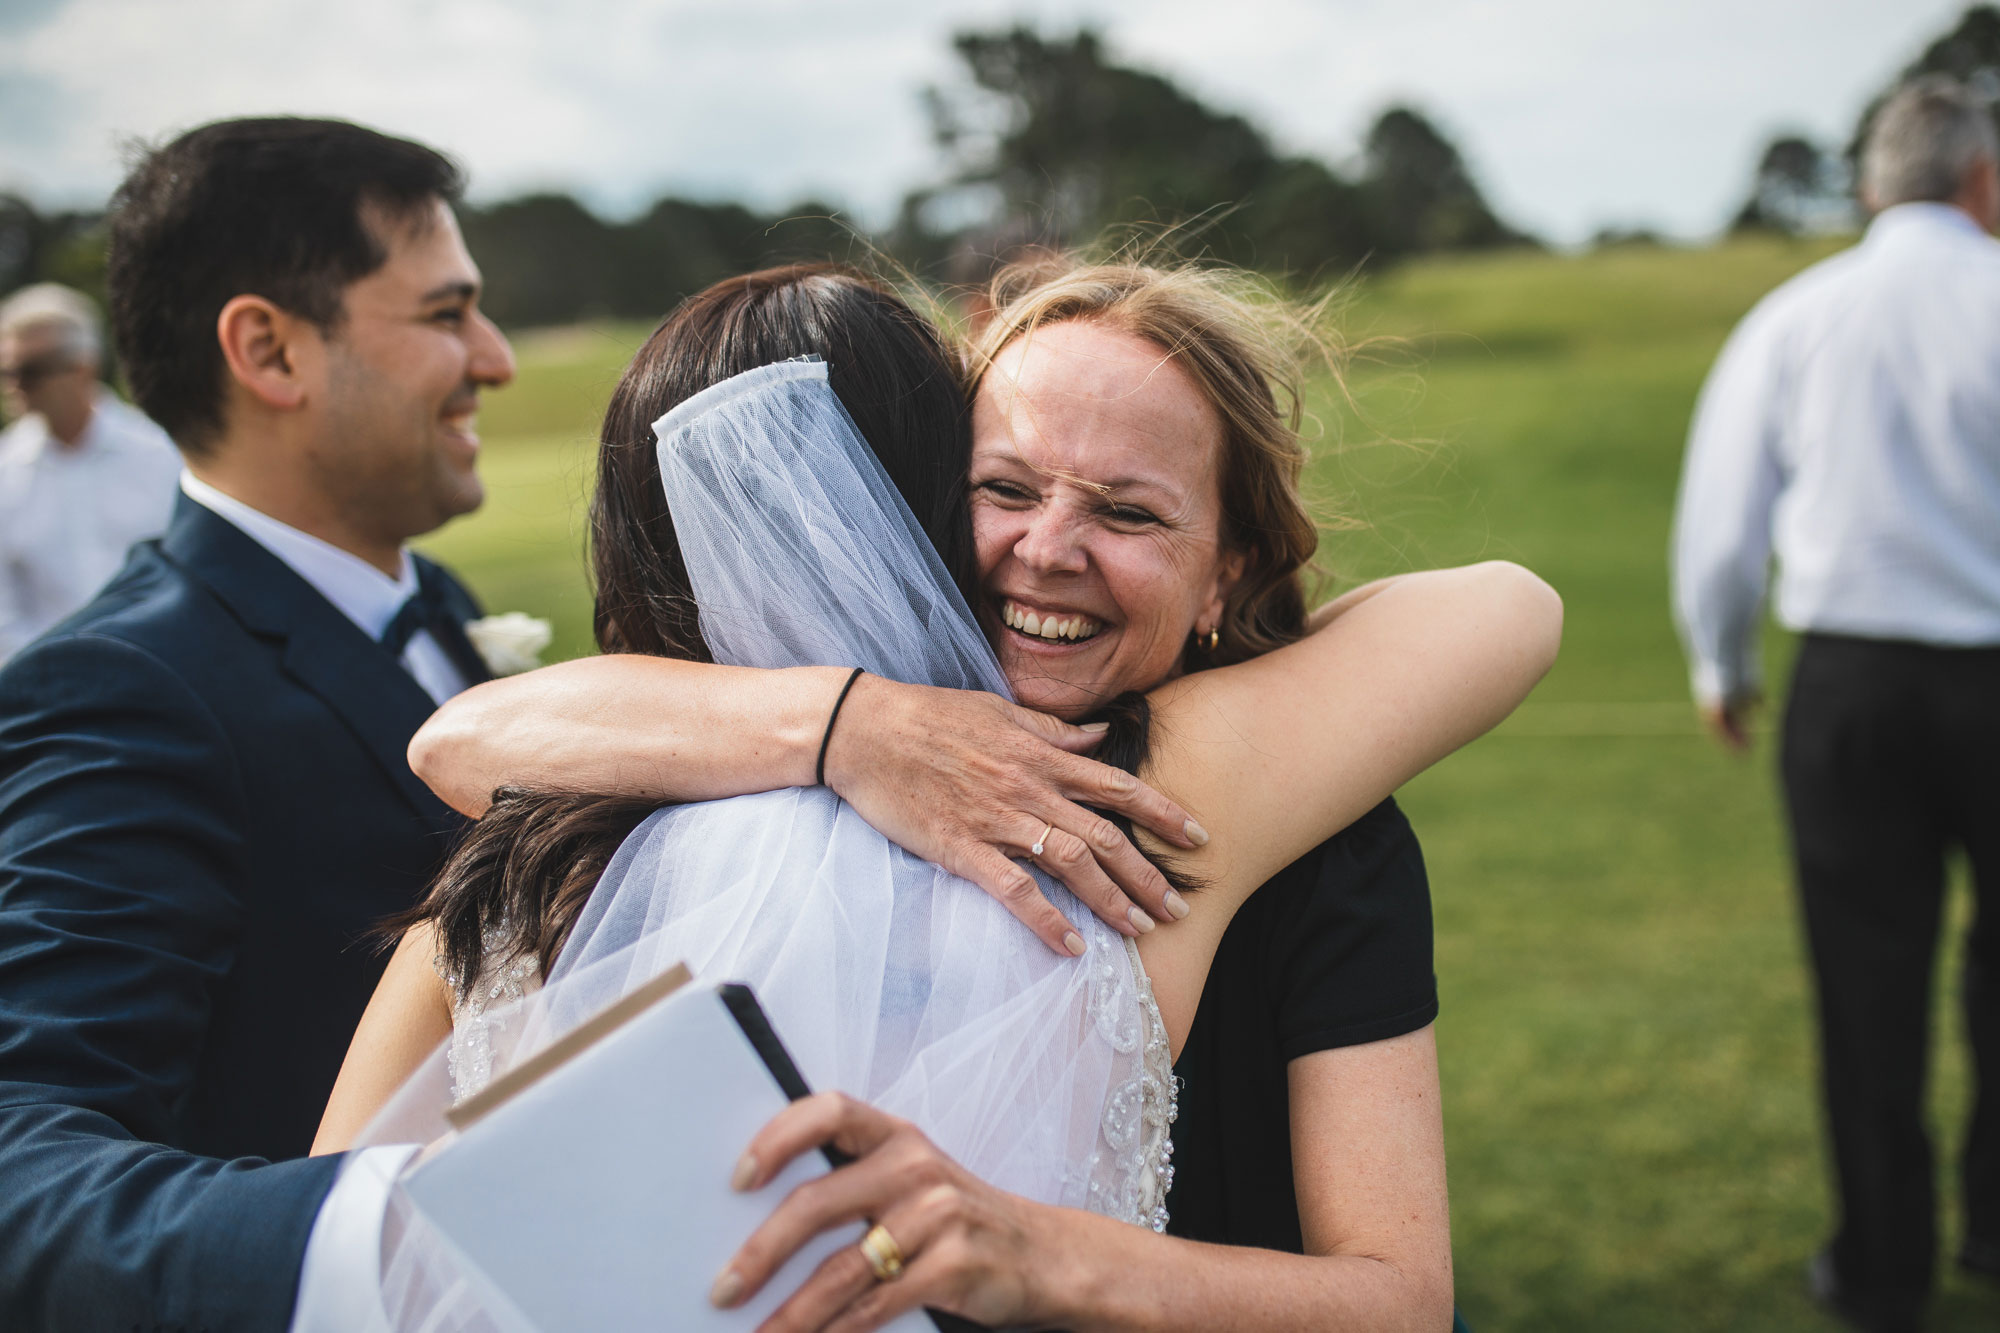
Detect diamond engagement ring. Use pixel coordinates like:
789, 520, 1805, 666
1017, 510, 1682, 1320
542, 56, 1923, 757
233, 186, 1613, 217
1030, 822, 1054, 857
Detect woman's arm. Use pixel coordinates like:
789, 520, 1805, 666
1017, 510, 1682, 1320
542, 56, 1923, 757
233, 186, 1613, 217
311, 927, 454, 1155
714, 1044, 1453, 1333
409, 659, 1205, 954
1157, 560, 1559, 894
1137, 561, 1560, 1045
410, 662, 858, 817
1303, 571, 1405, 633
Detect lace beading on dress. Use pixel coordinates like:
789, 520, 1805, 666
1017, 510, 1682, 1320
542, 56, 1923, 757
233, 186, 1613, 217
436, 926, 543, 1103
1081, 938, 1179, 1231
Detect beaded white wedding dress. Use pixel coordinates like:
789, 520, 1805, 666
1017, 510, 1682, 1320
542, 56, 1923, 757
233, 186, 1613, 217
441, 928, 1175, 1229
354, 359, 1177, 1331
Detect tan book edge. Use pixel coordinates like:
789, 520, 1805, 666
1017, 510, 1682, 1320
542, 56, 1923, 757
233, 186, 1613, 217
444, 961, 694, 1133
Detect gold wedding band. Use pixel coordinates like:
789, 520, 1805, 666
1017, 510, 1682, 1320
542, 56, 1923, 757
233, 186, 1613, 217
859, 1223, 905, 1282
1030, 822, 1054, 857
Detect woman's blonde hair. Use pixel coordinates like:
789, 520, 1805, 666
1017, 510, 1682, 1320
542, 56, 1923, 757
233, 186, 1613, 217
967, 256, 1327, 669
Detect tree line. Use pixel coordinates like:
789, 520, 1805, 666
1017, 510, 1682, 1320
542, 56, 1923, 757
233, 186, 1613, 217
8, 11, 1991, 326
1732, 4, 1999, 235
0, 27, 1531, 329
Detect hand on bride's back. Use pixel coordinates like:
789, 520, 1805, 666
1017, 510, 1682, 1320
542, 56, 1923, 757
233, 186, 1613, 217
821, 675, 1201, 955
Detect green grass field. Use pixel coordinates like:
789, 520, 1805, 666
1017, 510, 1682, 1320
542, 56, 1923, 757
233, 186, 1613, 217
416, 239, 1998, 1331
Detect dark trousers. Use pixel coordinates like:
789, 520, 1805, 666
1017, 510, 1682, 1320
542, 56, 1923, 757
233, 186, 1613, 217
1781, 633, 2000, 1301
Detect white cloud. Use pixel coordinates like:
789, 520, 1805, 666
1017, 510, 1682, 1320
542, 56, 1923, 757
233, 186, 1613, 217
0, 0, 1977, 241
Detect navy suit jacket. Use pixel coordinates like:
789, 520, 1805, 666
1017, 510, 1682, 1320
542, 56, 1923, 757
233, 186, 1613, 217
0, 494, 488, 1330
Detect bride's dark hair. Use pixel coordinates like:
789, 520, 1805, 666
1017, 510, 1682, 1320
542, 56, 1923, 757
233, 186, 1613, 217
593, 265, 980, 658
394, 263, 1171, 999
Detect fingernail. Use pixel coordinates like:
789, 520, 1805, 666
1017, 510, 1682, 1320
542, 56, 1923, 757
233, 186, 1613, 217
730, 1153, 758, 1192
1079, 721, 1110, 733
1163, 890, 1191, 920
1063, 931, 1086, 956
1127, 905, 1155, 934
710, 1267, 743, 1308
1182, 819, 1210, 847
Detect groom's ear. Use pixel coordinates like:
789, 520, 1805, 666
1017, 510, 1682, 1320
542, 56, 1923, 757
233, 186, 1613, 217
216, 294, 318, 413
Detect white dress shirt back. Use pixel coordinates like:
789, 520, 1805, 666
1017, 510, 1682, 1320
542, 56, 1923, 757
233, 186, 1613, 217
179, 473, 471, 705
0, 391, 182, 662
1672, 202, 2000, 704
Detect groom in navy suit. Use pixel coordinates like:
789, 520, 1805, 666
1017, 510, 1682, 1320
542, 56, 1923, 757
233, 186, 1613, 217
0, 118, 514, 1328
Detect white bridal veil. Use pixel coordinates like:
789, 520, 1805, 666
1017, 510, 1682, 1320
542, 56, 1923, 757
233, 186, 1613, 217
349, 359, 1176, 1329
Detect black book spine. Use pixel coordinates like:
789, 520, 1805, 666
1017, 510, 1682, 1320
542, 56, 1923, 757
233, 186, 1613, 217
716, 983, 1004, 1333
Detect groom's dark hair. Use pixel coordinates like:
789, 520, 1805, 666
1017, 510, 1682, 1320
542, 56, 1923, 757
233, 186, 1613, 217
105, 116, 464, 454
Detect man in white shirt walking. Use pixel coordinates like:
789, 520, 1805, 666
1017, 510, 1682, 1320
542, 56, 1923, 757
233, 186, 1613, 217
0, 283, 180, 661
1672, 76, 2000, 1332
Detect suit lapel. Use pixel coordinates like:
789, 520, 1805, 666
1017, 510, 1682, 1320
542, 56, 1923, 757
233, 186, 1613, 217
160, 495, 452, 823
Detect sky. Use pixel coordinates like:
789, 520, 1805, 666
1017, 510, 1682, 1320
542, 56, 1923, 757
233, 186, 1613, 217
0, 0, 1977, 245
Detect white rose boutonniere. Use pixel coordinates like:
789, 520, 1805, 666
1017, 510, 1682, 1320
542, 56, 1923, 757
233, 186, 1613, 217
465, 612, 553, 677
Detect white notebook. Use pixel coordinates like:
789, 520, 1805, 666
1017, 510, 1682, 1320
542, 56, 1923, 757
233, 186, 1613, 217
401, 966, 937, 1333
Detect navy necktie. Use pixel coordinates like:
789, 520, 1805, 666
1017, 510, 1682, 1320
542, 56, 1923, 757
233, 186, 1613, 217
380, 579, 451, 658
382, 564, 491, 686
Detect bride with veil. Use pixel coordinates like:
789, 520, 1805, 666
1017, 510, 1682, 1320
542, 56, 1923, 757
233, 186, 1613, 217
318, 271, 1176, 1328
315, 262, 1559, 1330
423, 354, 1174, 1221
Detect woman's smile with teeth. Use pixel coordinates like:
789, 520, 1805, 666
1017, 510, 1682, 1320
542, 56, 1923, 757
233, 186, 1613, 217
1001, 599, 1102, 643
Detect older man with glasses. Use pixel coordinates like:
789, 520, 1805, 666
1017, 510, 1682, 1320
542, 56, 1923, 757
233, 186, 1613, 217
0, 282, 180, 662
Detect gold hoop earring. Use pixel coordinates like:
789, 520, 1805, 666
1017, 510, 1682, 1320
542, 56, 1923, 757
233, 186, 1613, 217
1203, 626, 1219, 652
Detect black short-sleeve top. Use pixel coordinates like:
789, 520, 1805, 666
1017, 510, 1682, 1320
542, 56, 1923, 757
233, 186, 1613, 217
1162, 796, 1436, 1252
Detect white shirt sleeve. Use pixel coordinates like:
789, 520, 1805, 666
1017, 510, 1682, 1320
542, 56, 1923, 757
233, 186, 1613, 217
289, 1143, 420, 1333
1671, 303, 1789, 707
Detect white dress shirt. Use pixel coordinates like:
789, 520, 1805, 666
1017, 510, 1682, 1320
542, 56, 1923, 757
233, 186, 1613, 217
179, 473, 471, 704
0, 391, 181, 661
292, 1144, 415, 1333
1672, 202, 2000, 705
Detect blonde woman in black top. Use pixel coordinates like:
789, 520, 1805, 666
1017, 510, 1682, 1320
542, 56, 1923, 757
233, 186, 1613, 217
351, 260, 1560, 1330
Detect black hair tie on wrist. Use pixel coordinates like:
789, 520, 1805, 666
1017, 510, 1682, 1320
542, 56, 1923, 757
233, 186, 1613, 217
815, 667, 867, 787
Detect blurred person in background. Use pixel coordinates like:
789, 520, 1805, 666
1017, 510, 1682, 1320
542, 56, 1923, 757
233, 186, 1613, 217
0, 281, 180, 661
1671, 75, 2000, 1333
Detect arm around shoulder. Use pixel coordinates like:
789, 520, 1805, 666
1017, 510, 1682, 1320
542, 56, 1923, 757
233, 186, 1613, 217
408, 654, 1207, 952
408, 655, 853, 816
1151, 560, 1561, 897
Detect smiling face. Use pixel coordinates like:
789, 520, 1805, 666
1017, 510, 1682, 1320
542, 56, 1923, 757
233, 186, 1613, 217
971, 320, 1243, 719
311, 198, 515, 545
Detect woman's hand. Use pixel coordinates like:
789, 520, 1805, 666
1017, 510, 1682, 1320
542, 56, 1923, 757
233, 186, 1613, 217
409, 657, 1201, 955
715, 1081, 1456, 1333
821, 676, 1204, 955
713, 1093, 1064, 1333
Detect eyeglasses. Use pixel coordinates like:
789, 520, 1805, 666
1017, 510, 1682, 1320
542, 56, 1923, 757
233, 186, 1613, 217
0, 353, 78, 391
